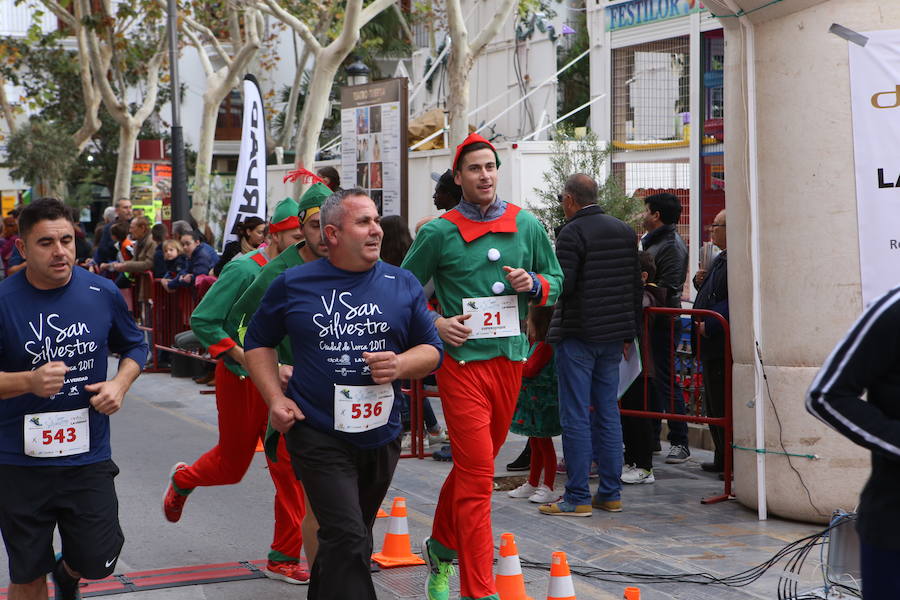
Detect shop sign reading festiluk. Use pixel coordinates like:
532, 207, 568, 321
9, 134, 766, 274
849, 30, 900, 306
605, 0, 704, 32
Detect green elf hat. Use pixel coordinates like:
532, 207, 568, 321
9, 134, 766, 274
269, 197, 300, 233
451, 132, 502, 171
297, 182, 332, 224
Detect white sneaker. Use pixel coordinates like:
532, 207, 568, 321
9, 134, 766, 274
401, 433, 429, 451
621, 468, 655, 484
427, 427, 448, 445
621, 463, 636, 477
507, 482, 538, 498
528, 484, 558, 504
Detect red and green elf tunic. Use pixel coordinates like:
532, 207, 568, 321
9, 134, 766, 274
190, 248, 270, 376
402, 203, 562, 362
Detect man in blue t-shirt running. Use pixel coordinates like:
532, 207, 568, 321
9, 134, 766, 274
245, 189, 443, 600
0, 199, 147, 600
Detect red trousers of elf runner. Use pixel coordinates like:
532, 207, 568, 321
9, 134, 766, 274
174, 360, 305, 561
432, 356, 523, 599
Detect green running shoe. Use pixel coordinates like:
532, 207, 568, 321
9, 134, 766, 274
423, 537, 454, 600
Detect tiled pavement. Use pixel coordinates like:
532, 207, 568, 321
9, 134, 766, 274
374, 433, 828, 600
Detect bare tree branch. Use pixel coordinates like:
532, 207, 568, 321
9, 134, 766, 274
42, 0, 76, 27
469, 0, 516, 57
181, 25, 215, 76
133, 46, 166, 124
0, 75, 17, 136
81, 0, 128, 123
222, 9, 261, 85
392, 3, 414, 44
258, 0, 322, 55
358, 0, 397, 28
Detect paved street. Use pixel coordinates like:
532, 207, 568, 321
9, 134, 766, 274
1, 365, 828, 599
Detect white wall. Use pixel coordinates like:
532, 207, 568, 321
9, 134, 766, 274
409, 0, 563, 143
0, 0, 55, 36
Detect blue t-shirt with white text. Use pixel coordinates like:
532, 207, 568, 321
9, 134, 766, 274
0, 268, 148, 466
244, 259, 443, 449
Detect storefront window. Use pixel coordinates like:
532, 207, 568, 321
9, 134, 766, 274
612, 36, 690, 147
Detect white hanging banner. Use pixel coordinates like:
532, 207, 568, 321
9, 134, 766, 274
222, 74, 266, 249
849, 31, 900, 306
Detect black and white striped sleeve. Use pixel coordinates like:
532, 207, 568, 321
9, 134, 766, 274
806, 287, 900, 461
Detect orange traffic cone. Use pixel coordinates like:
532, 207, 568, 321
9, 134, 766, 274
623, 587, 641, 600
376, 508, 389, 518
371, 497, 426, 567
546, 552, 576, 600
255, 439, 264, 452
495, 533, 533, 600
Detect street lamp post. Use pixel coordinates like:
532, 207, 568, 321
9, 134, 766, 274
167, 0, 189, 223
346, 57, 371, 87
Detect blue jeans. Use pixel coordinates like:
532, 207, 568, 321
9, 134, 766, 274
557, 337, 623, 506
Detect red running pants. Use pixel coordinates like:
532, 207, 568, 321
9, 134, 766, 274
174, 360, 305, 561
432, 356, 523, 599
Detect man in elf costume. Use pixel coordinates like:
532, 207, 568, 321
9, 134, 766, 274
401, 133, 563, 600
162, 198, 309, 584
231, 181, 331, 565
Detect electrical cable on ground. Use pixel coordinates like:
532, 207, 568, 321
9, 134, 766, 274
503, 514, 859, 599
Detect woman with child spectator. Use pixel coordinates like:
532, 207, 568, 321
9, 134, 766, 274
380, 215, 449, 450
161, 231, 218, 291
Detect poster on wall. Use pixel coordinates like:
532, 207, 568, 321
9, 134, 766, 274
131, 163, 171, 223
340, 78, 408, 218
849, 30, 900, 306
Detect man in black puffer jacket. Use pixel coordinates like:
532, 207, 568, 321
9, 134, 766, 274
640, 192, 691, 464
541, 174, 641, 517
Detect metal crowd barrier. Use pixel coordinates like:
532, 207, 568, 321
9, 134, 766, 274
623, 306, 733, 504
125, 272, 217, 373
401, 379, 435, 460
402, 307, 733, 504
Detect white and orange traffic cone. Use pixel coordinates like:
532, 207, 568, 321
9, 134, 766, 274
623, 587, 641, 599
546, 551, 576, 600
371, 497, 426, 567
495, 533, 533, 600
376, 508, 389, 518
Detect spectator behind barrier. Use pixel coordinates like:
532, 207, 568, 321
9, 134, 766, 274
213, 216, 266, 276
93, 198, 133, 265
620, 251, 667, 486
379, 214, 448, 449
166, 231, 218, 290
317, 166, 341, 192
640, 192, 691, 464
1, 213, 20, 277
105, 216, 158, 299
159, 239, 187, 282
151, 223, 168, 278
691, 209, 729, 474
379, 216, 412, 267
